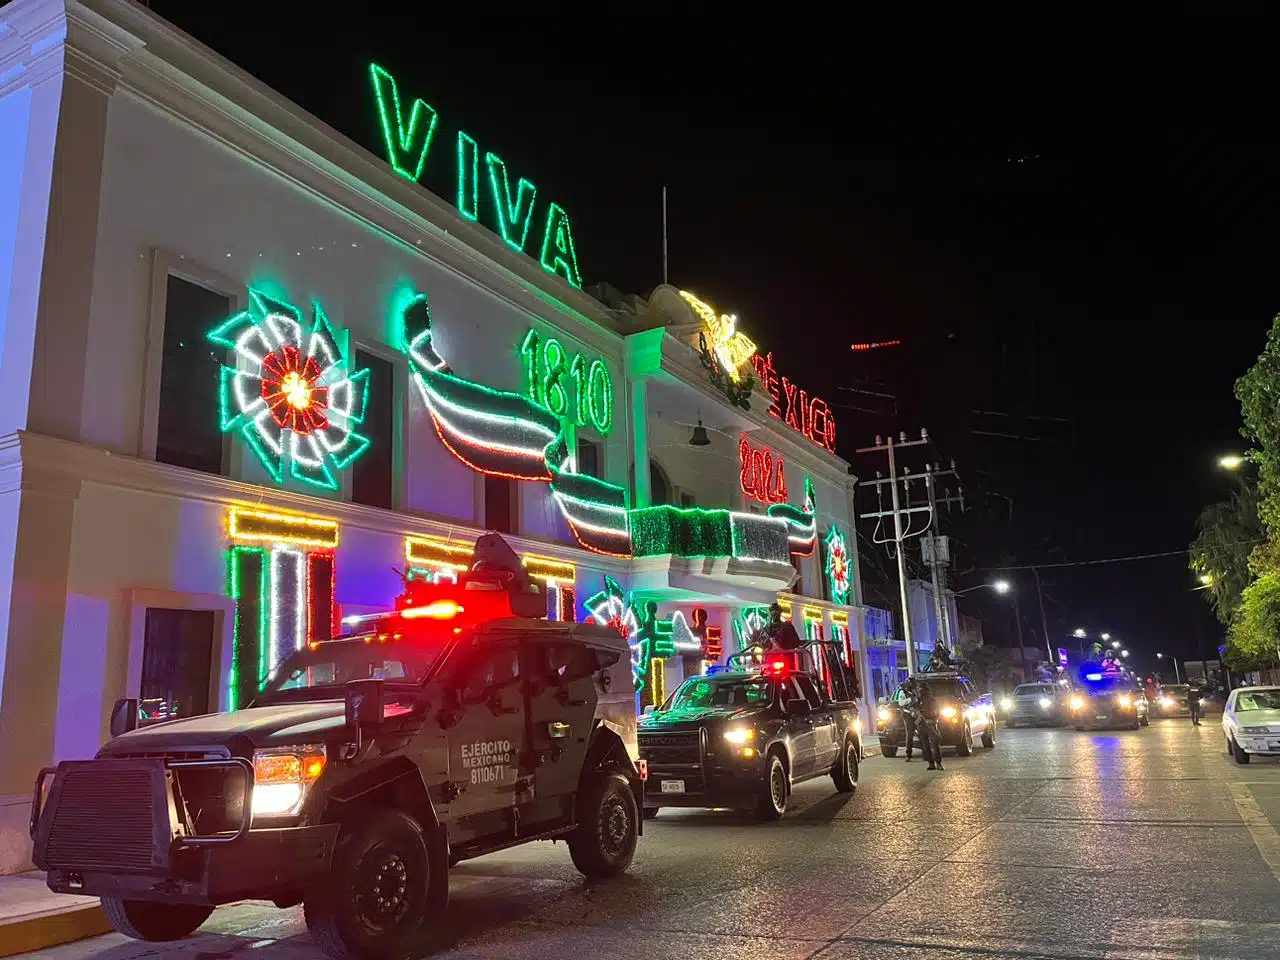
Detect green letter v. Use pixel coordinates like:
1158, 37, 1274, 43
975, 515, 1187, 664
369, 63, 438, 183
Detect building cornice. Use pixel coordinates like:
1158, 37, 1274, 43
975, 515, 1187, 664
3, 430, 631, 576
69, 0, 623, 357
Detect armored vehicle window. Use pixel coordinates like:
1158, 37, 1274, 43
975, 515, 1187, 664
533, 641, 597, 683
264, 635, 443, 693
458, 643, 521, 705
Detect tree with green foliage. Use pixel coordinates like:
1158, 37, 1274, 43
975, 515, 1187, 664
1236, 314, 1280, 536
1225, 571, 1280, 670
1189, 480, 1264, 624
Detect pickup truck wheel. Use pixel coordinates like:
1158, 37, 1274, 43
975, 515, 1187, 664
832, 737, 859, 793
955, 724, 973, 757
101, 898, 212, 942
880, 744, 898, 758
304, 809, 433, 960
981, 721, 996, 749
569, 772, 638, 878
756, 751, 789, 820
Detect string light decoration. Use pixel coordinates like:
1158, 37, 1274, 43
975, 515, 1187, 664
209, 290, 371, 491
734, 605, 771, 655
678, 290, 756, 410
226, 508, 338, 710
583, 577, 689, 696
750, 352, 837, 452
689, 608, 723, 661
630, 504, 794, 566
830, 610, 853, 668
584, 576, 642, 688
405, 536, 578, 620
402, 294, 632, 556
648, 658, 666, 707
520, 329, 614, 434
766, 476, 817, 557
823, 524, 852, 605
370, 63, 582, 289
739, 436, 788, 505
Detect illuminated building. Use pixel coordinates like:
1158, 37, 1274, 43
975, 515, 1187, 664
0, 0, 872, 873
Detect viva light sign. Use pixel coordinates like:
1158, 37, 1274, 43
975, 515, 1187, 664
369, 64, 583, 290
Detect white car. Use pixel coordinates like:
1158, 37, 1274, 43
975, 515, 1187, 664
1221, 686, 1280, 764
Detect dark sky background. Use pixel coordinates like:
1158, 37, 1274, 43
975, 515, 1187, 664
146, 6, 1277, 676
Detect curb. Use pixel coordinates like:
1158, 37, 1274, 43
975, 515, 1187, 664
0, 903, 111, 958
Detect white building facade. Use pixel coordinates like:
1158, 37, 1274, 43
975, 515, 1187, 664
0, 0, 870, 873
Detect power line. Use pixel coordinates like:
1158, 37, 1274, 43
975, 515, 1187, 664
979, 539, 1263, 572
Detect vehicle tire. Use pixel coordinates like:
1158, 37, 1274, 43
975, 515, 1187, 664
643, 807, 660, 820
955, 724, 973, 757
304, 809, 433, 960
1129, 720, 1140, 730
568, 773, 638, 878
833, 737, 860, 793
981, 721, 996, 749
1139, 714, 1149, 727
757, 750, 789, 821
880, 744, 898, 758
101, 898, 212, 942
1231, 735, 1251, 765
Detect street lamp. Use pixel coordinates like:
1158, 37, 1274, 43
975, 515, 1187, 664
1219, 454, 1247, 470
955, 580, 1013, 598
1073, 628, 1087, 638
1121, 649, 1129, 658
1111, 640, 1121, 649
1198, 573, 1213, 586
1101, 632, 1112, 641
1156, 652, 1181, 683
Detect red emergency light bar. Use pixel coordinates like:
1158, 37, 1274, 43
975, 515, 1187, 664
762, 656, 790, 678
394, 578, 519, 625
850, 340, 902, 351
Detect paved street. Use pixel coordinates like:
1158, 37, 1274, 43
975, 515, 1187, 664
22, 718, 1280, 960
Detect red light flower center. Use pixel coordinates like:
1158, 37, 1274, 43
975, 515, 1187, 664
262, 345, 328, 434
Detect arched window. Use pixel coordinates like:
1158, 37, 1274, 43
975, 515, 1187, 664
630, 459, 673, 507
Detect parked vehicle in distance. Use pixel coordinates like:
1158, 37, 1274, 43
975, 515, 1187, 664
1155, 684, 1192, 718
876, 671, 996, 757
1222, 686, 1280, 764
1004, 682, 1066, 728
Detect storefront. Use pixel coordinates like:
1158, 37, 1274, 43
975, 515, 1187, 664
0, 0, 870, 873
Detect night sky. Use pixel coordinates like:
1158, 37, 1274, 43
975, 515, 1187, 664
145, 6, 1277, 673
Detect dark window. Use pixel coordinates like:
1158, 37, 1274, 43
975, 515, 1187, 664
650, 461, 671, 506
484, 475, 515, 533
791, 554, 806, 594
793, 673, 825, 708
458, 643, 521, 704
352, 350, 395, 509
576, 436, 600, 479
156, 277, 230, 474
531, 641, 597, 683
139, 608, 216, 725
680, 491, 696, 508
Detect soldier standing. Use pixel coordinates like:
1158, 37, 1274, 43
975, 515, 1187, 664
917, 682, 944, 771
900, 678, 921, 761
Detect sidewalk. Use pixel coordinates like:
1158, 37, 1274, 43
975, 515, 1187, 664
0, 871, 109, 958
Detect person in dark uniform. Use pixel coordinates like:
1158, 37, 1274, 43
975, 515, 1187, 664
917, 682, 944, 771
900, 678, 921, 761
1189, 683, 1204, 726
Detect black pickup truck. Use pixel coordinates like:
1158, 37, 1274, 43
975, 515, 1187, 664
638, 645, 862, 820
875, 670, 997, 757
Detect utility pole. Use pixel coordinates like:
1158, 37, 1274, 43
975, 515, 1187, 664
856, 430, 932, 674
923, 462, 964, 650
1032, 567, 1053, 665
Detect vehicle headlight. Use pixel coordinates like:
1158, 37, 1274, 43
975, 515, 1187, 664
723, 727, 755, 745
940, 705, 958, 719
252, 746, 326, 819
1000, 698, 1013, 711
1069, 695, 1085, 711
1160, 698, 1173, 708
1038, 697, 1052, 710
1116, 695, 1133, 709
877, 708, 891, 723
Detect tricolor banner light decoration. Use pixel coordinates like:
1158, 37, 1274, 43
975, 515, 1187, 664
209, 290, 371, 491
739, 435, 788, 505
823, 524, 852, 605
767, 477, 818, 558
226, 508, 339, 711
401, 294, 632, 558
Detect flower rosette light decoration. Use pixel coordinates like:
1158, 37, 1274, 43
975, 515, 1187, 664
824, 524, 851, 605
584, 576, 643, 687
209, 290, 370, 490
401, 294, 633, 557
